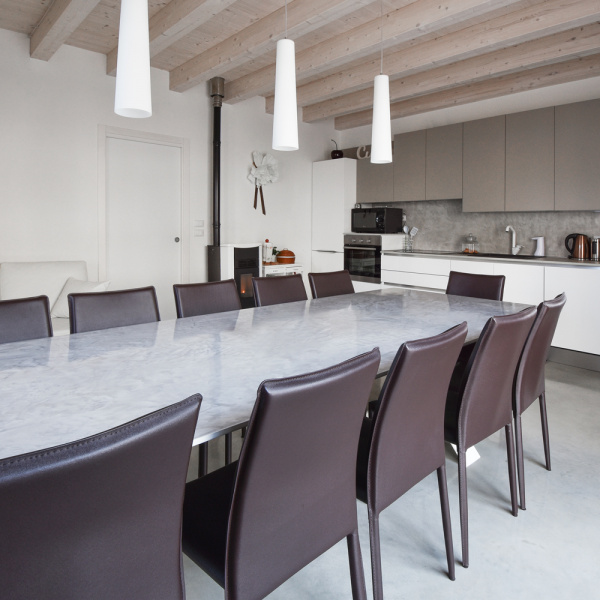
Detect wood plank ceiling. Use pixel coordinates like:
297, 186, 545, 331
2, 0, 599, 130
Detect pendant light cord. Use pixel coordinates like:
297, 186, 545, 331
380, 0, 384, 75
285, 0, 288, 39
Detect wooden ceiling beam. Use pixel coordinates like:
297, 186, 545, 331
281, 0, 600, 115
169, 0, 374, 93
302, 22, 600, 122
224, 0, 527, 103
106, 0, 238, 76
334, 54, 600, 129
30, 0, 102, 61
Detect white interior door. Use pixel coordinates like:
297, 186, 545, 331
105, 136, 182, 320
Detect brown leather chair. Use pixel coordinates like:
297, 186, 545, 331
444, 306, 536, 568
69, 286, 160, 333
357, 322, 468, 596
0, 295, 53, 344
0, 395, 202, 600
173, 279, 242, 475
446, 270, 506, 385
173, 279, 241, 318
446, 271, 505, 301
182, 348, 381, 600
513, 292, 566, 510
308, 270, 355, 299
252, 273, 308, 307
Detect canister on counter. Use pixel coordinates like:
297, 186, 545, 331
591, 236, 600, 261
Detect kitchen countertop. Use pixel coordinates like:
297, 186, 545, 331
383, 250, 600, 267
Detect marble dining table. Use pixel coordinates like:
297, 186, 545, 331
0, 287, 530, 461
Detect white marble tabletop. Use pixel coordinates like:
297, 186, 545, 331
0, 288, 529, 460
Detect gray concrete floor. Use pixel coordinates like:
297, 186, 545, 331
183, 361, 600, 599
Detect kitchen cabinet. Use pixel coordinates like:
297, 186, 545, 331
383, 254, 545, 304
462, 116, 506, 212
311, 250, 344, 273
392, 125, 462, 202
312, 158, 356, 253
555, 99, 600, 211
381, 254, 450, 291
491, 263, 545, 306
356, 158, 393, 205
426, 124, 463, 200
505, 108, 555, 212
449, 258, 494, 275
393, 130, 426, 202
545, 265, 600, 355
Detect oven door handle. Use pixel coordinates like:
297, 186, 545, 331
344, 246, 380, 251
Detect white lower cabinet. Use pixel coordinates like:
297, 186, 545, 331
491, 262, 545, 305
311, 250, 344, 273
381, 253, 599, 356
545, 266, 600, 355
449, 258, 494, 275
381, 255, 450, 291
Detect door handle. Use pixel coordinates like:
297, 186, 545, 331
174, 237, 180, 243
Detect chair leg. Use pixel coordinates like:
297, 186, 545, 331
197, 442, 208, 478
539, 392, 551, 471
505, 423, 519, 517
225, 433, 233, 465
514, 412, 526, 511
457, 447, 469, 568
436, 464, 456, 581
367, 511, 384, 600
346, 529, 368, 600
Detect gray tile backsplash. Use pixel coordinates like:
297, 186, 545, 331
394, 199, 600, 257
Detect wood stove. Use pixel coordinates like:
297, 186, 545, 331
208, 243, 261, 309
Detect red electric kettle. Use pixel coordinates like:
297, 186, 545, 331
565, 233, 590, 260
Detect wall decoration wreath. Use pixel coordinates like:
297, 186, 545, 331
247, 151, 279, 215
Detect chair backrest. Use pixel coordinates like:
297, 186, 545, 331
446, 271, 505, 301
365, 322, 467, 513
173, 279, 241, 318
0, 395, 202, 600
225, 348, 380, 599
252, 274, 308, 307
0, 295, 53, 344
308, 270, 355, 299
455, 307, 536, 448
514, 292, 566, 414
69, 286, 160, 333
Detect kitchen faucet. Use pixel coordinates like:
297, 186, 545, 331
506, 225, 523, 255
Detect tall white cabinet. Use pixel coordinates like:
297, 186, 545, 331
311, 158, 357, 272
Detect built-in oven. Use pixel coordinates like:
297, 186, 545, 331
344, 234, 382, 284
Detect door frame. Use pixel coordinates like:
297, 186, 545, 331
97, 125, 190, 283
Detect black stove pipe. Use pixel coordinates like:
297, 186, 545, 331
207, 77, 224, 281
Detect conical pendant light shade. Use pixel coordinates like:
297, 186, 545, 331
272, 38, 298, 151
371, 74, 392, 163
114, 0, 152, 118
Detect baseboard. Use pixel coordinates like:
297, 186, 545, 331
548, 347, 600, 372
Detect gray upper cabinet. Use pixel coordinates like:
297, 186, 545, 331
356, 158, 394, 205
505, 107, 555, 212
555, 99, 600, 211
393, 130, 426, 202
462, 116, 506, 212
425, 124, 463, 200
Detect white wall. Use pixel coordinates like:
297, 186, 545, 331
0, 29, 210, 281
0, 28, 334, 286
220, 97, 332, 272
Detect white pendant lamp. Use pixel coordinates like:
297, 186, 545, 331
114, 0, 152, 118
272, 0, 298, 151
370, 1, 392, 164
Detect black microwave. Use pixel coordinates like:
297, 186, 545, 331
351, 207, 403, 234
